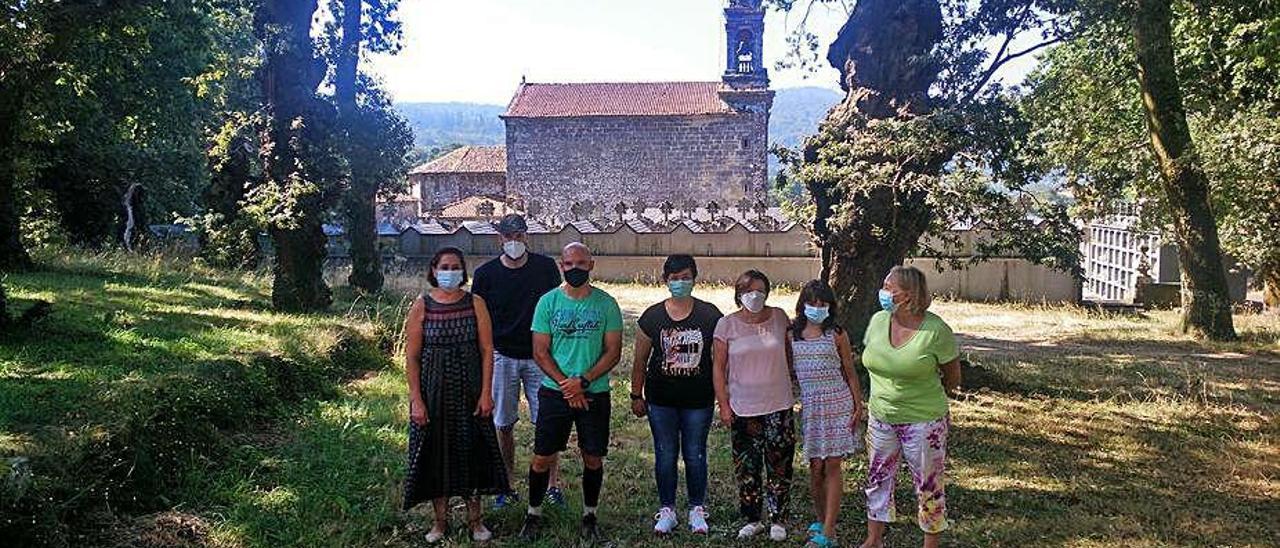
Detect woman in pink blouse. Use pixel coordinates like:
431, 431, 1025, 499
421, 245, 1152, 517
712, 269, 797, 542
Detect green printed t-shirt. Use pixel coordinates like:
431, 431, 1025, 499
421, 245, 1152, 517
861, 310, 959, 424
531, 286, 623, 393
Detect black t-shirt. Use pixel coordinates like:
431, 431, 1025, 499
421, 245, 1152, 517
472, 253, 562, 359
637, 298, 724, 409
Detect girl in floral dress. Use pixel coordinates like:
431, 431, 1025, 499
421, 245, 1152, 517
792, 280, 865, 548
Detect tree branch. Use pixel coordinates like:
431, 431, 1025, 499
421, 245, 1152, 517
961, 34, 1067, 105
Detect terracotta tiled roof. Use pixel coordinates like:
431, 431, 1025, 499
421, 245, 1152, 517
503, 82, 736, 117
409, 146, 506, 175
439, 195, 511, 220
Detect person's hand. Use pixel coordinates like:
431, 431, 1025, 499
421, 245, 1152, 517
410, 397, 428, 426
631, 397, 647, 417
718, 401, 734, 428
849, 402, 870, 432
475, 393, 494, 417
568, 392, 589, 410
559, 377, 584, 400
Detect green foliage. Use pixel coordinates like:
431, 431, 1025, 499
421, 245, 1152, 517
771, 0, 1083, 274
3, 0, 224, 247
1023, 0, 1280, 280
346, 81, 415, 204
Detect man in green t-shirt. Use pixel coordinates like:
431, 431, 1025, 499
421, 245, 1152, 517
521, 242, 623, 542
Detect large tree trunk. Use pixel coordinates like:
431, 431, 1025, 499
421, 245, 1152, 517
1132, 0, 1236, 340
0, 88, 33, 272
809, 0, 945, 342
345, 192, 383, 292
336, 0, 384, 293
270, 223, 332, 311
258, 0, 332, 311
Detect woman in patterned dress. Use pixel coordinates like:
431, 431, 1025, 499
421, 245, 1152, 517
792, 280, 865, 548
403, 247, 509, 543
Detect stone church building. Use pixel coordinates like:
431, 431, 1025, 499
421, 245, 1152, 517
402, 0, 773, 223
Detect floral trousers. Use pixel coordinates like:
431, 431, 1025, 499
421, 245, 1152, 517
732, 409, 796, 522
865, 414, 949, 533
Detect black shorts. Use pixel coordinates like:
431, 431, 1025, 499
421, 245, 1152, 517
533, 386, 611, 457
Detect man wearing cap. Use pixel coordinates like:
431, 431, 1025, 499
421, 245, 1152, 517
471, 214, 566, 508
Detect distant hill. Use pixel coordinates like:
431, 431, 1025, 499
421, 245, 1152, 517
766, 86, 843, 173
768, 86, 842, 150
395, 102, 506, 148
394, 86, 843, 170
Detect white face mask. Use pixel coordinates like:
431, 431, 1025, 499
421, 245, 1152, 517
502, 240, 527, 260
740, 290, 766, 313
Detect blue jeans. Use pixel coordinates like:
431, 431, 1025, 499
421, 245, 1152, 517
647, 403, 713, 508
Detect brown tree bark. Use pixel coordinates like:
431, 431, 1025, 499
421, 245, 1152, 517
258, 0, 332, 311
810, 0, 945, 342
336, 0, 384, 293
1132, 0, 1236, 340
270, 223, 332, 311
1263, 269, 1280, 313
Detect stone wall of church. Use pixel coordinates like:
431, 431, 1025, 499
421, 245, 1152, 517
410, 172, 506, 209
504, 113, 768, 220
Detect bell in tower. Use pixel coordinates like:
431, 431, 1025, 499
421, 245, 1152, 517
722, 0, 768, 89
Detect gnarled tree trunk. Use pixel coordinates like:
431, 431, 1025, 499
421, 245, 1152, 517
1132, 0, 1236, 340
809, 0, 946, 341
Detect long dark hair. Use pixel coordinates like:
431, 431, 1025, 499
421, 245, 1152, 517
428, 246, 468, 288
792, 279, 841, 339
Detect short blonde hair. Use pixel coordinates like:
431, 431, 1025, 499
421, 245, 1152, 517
888, 265, 931, 315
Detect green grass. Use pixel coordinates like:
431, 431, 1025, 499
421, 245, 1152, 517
0, 251, 399, 546
5, 256, 1279, 547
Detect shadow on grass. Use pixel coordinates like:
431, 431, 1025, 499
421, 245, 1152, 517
957, 333, 1280, 410
947, 410, 1279, 547
190, 372, 410, 547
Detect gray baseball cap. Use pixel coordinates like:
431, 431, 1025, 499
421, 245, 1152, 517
495, 214, 528, 234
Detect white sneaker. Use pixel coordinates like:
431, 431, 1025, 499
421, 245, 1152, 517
769, 523, 787, 542
689, 506, 709, 534
425, 525, 447, 544
738, 521, 768, 539
653, 507, 678, 535
471, 524, 492, 542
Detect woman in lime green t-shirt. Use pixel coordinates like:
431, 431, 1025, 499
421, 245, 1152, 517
858, 266, 961, 548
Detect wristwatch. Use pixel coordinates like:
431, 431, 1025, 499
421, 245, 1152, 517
577, 375, 590, 390
629, 392, 644, 401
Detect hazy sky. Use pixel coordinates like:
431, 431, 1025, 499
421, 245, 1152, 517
366, 0, 848, 105
366, 0, 1039, 105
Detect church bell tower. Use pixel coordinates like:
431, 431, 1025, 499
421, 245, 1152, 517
721, 0, 769, 90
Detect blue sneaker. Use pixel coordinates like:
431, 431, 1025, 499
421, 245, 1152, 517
494, 491, 520, 509
807, 522, 824, 537
546, 486, 566, 506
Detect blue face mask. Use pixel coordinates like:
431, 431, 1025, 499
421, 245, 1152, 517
878, 289, 897, 312
667, 279, 694, 298
436, 269, 464, 289
804, 304, 829, 323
